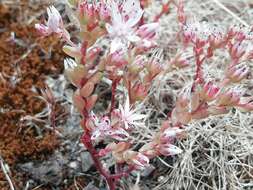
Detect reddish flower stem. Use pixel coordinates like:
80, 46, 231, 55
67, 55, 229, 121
81, 132, 116, 190
110, 78, 120, 115
192, 49, 206, 91
153, 0, 173, 22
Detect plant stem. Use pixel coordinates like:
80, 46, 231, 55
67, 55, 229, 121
81, 132, 116, 190
110, 79, 120, 115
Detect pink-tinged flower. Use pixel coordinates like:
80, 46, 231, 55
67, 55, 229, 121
201, 81, 220, 101
216, 90, 240, 106
160, 127, 184, 143
158, 144, 182, 156
108, 49, 128, 68
35, 6, 64, 37
225, 64, 249, 83
123, 151, 149, 169
207, 105, 229, 115
136, 22, 158, 50
105, 0, 143, 53
237, 97, 253, 112
118, 96, 146, 130
229, 41, 246, 62
170, 53, 190, 69
89, 112, 129, 141
132, 152, 149, 169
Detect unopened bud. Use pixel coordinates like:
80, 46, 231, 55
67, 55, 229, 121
226, 65, 249, 83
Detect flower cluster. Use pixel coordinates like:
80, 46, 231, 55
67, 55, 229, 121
35, 1, 182, 189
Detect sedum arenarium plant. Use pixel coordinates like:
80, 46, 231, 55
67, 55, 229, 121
35, 0, 253, 189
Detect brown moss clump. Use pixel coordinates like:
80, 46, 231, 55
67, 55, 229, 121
0, 3, 66, 189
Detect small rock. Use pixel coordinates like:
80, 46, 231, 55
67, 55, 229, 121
80, 151, 94, 172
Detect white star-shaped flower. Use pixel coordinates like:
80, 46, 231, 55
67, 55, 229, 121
119, 96, 146, 129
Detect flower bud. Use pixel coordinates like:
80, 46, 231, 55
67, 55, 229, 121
207, 105, 229, 115
130, 83, 148, 102
158, 144, 182, 156
170, 54, 190, 69
229, 41, 246, 62
160, 127, 183, 143
226, 65, 249, 83
86, 47, 101, 63
237, 97, 253, 112
123, 151, 149, 169
137, 23, 158, 40
171, 108, 191, 125
216, 90, 240, 106
191, 106, 209, 120
139, 142, 157, 158
201, 82, 220, 101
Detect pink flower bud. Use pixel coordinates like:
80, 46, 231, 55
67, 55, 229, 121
170, 54, 190, 69
130, 83, 148, 102
216, 90, 240, 106
79, 1, 101, 32
207, 105, 229, 115
237, 97, 253, 112
229, 42, 246, 62
137, 23, 158, 40
160, 127, 183, 143
86, 47, 101, 63
124, 151, 149, 169
201, 82, 220, 101
139, 142, 157, 158
226, 65, 249, 83
98, 1, 111, 22
158, 144, 182, 156
171, 108, 191, 125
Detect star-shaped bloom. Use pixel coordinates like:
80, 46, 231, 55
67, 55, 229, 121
90, 112, 129, 141
35, 6, 64, 37
118, 96, 146, 129
105, 0, 143, 53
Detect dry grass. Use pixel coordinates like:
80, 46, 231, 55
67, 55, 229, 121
132, 0, 253, 189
